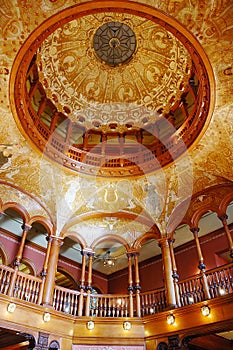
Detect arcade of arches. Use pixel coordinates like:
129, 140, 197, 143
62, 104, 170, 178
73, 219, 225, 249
0, 1, 233, 350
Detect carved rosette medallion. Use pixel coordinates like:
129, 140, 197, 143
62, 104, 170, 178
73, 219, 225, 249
93, 21, 136, 66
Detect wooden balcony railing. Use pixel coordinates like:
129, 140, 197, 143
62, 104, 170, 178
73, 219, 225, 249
178, 274, 204, 306
53, 285, 80, 315
0, 262, 233, 318
89, 293, 130, 317
13, 271, 42, 304
140, 287, 167, 316
206, 262, 233, 298
0, 265, 14, 295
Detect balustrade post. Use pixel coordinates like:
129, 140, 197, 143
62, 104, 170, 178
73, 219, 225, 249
38, 235, 52, 305
78, 250, 87, 316
127, 253, 134, 317
159, 238, 177, 308
218, 214, 233, 258
133, 252, 141, 317
8, 223, 31, 297
41, 236, 63, 307
85, 250, 94, 317
190, 227, 210, 300
169, 238, 181, 307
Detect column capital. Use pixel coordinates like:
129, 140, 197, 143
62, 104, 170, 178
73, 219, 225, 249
82, 248, 94, 257
218, 213, 228, 223
21, 223, 32, 232
190, 227, 200, 234
127, 250, 139, 257
50, 235, 64, 247
46, 235, 53, 243
168, 238, 175, 244
158, 237, 169, 248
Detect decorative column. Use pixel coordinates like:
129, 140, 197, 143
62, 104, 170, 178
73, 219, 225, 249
218, 214, 233, 258
159, 238, 177, 308
127, 253, 134, 317
133, 252, 141, 317
15, 224, 32, 266
50, 111, 59, 133
101, 134, 107, 156
37, 97, 47, 117
190, 227, 210, 299
8, 224, 31, 297
168, 238, 181, 307
42, 236, 63, 307
38, 235, 52, 305
78, 249, 87, 316
85, 250, 94, 316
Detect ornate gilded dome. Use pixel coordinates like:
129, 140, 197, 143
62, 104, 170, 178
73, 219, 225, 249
37, 13, 191, 133
12, 2, 213, 177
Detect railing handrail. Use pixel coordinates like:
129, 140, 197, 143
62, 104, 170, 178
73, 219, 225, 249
90, 292, 129, 298
54, 284, 81, 295
205, 262, 233, 275
17, 270, 41, 282
0, 264, 14, 273
178, 262, 233, 285
140, 287, 165, 296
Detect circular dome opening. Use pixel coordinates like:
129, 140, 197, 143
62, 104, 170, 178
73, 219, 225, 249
11, 1, 214, 178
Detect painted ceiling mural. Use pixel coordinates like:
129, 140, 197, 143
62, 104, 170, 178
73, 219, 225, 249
0, 0, 232, 251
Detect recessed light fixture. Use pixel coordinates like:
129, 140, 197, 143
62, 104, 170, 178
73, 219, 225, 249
166, 314, 175, 325
86, 320, 95, 330
7, 302, 16, 313
43, 312, 51, 322
201, 305, 210, 316
123, 321, 132, 330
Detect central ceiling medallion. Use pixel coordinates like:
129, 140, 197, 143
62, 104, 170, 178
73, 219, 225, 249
93, 21, 136, 66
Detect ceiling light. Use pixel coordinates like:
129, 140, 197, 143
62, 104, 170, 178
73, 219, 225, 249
167, 314, 175, 325
87, 320, 95, 330
7, 303, 16, 313
43, 312, 51, 322
103, 250, 115, 267
103, 258, 115, 267
201, 305, 210, 316
123, 321, 132, 330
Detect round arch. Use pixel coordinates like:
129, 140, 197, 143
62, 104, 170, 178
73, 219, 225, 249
60, 231, 87, 250
133, 230, 161, 251
1, 202, 30, 224
28, 216, 54, 235
0, 242, 9, 265
91, 233, 130, 252
190, 206, 221, 229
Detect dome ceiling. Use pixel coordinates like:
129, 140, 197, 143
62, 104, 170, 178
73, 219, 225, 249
37, 12, 191, 132
12, 2, 214, 177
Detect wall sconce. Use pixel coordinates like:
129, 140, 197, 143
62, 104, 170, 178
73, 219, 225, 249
86, 320, 95, 330
201, 305, 210, 316
43, 312, 51, 322
7, 302, 16, 313
166, 314, 175, 325
123, 321, 132, 331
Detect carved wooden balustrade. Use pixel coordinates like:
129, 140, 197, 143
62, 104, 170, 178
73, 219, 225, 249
0, 262, 233, 318
140, 287, 167, 316
177, 274, 204, 306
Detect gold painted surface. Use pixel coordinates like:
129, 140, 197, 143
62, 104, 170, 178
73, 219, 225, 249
0, 0, 232, 246
37, 12, 191, 131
